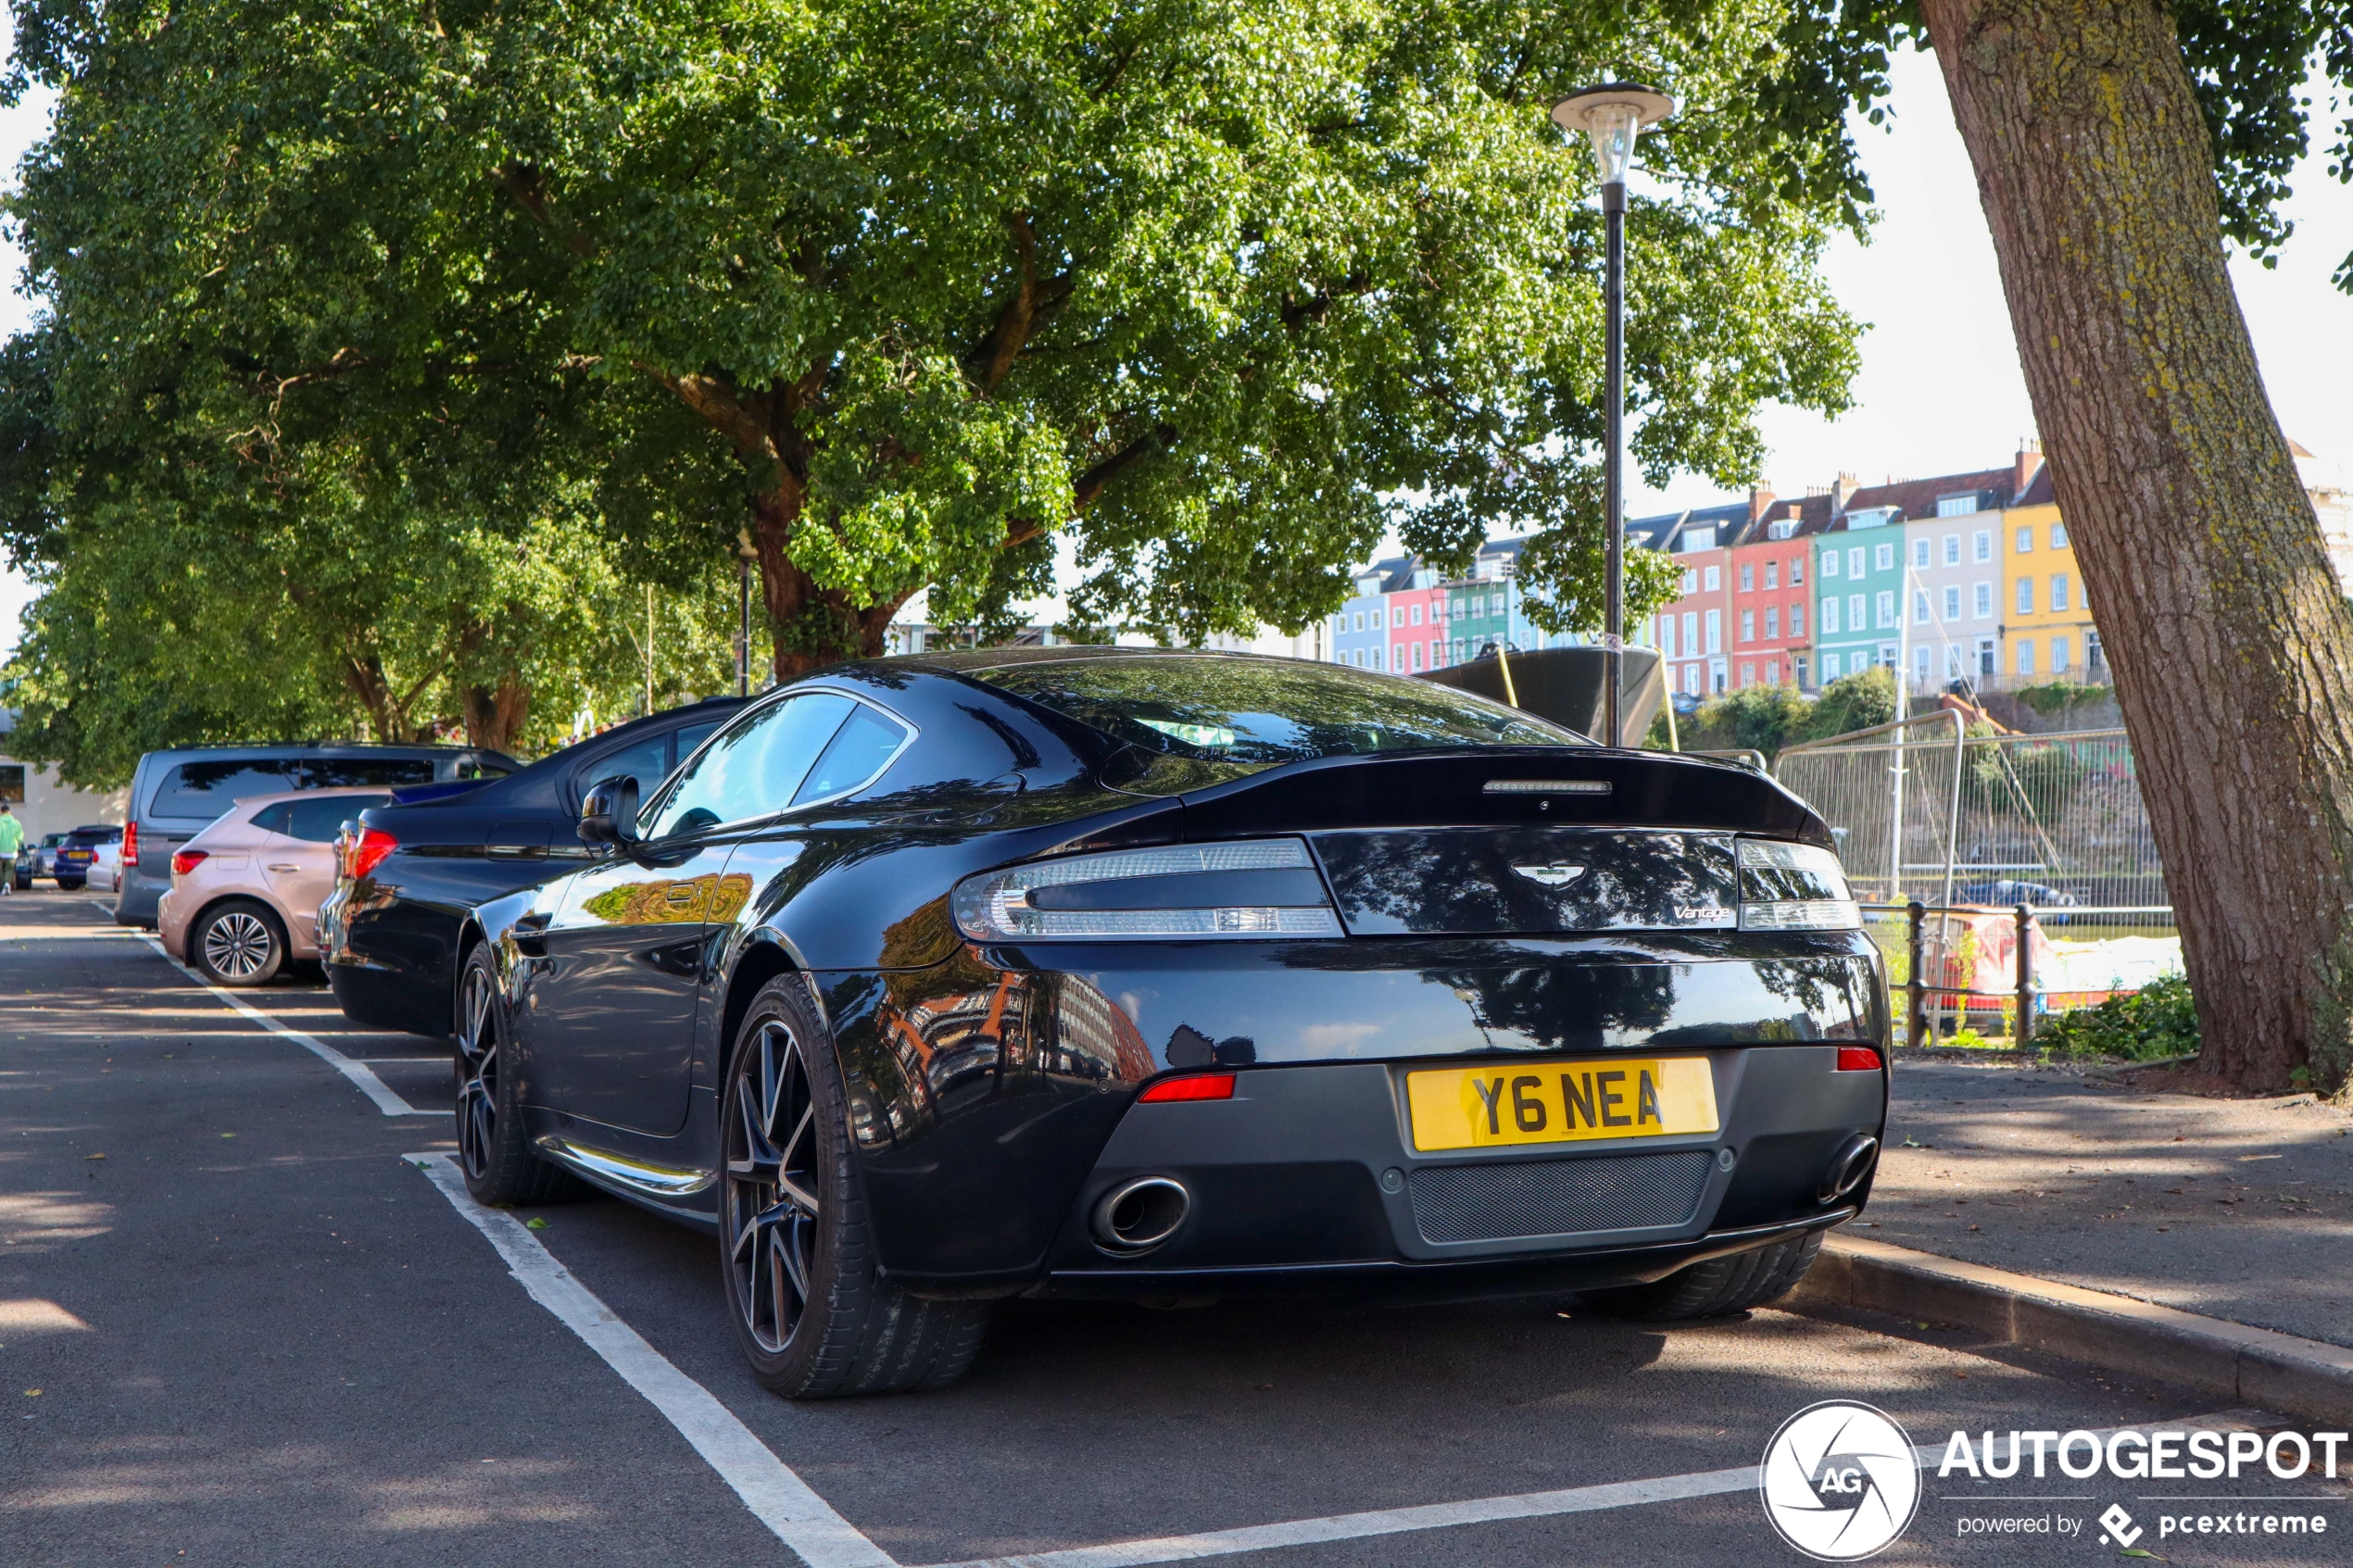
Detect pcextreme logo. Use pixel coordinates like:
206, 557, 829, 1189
1759, 1400, 1922, 1561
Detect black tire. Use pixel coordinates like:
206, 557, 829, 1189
719, 976, 988, 1398
191, 899, 288, 987
1577, 1231, 1825, 1321
454, 945, 582, 1207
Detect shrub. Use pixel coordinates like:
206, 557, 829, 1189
2039, 972, 2200, 1060
1798, 666, 1897, 743
1685, 683, 1811, 759
2014, 680, 2112, 718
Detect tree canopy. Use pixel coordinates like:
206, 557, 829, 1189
1, 0, 1873, 727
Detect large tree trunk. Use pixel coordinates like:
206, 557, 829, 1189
749, 485, 910, 683
1921, 0, 2353, 1089
461, 672, 531, 755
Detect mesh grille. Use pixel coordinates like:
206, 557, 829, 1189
1407, 1149, 1714, 1245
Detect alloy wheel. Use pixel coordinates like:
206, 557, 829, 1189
202, 910, 275, 981
723, 1020, 822, 1354
455, 962, 499, 1183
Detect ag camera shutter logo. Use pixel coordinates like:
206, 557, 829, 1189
1759, 1400, 1921, 1560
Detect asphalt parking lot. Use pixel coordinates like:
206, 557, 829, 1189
4, 887, 2342, 1566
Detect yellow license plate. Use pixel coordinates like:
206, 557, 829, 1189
1405, 1058, 1719, 1152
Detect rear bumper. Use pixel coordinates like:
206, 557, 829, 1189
319, 873, 472, 1036
824, 932, 1887, 1293
114, 866, 166, 925
1023, 1049, 1879, 1298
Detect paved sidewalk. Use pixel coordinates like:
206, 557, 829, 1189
1870, 1054, 2353, 1347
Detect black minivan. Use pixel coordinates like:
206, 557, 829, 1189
113, 744, 515, 928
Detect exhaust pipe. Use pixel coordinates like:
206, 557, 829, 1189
1091, 1176, 1191, 1254
1820, 1134, 1880, 1202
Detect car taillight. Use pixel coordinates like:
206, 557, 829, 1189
346, 827, 398, 881
950, 839, 1341, 942
1835, 1047, 1883, 1073
122, 821, 137, 869
1138, 1073, 1236, 1103
170, 849, 208, 878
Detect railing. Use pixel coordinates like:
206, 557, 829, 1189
1865, 899, 2177, 1049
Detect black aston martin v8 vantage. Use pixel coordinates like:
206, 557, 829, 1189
450, 647, 1887, 1398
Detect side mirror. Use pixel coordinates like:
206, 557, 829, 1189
578, 774, 642, 851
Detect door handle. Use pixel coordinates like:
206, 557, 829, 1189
266, 863, 301, 872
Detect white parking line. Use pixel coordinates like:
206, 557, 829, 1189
133, 935, 430, 1116
409, 1153, 896, 1568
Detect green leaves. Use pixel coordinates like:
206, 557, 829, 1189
7, 0, 1870, 704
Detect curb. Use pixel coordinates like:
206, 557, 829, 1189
1790, 1234, 2353, 1427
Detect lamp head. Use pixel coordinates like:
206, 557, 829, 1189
1551, 84, 1675, 185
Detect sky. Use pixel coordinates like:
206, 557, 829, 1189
0, 46, 2347, 654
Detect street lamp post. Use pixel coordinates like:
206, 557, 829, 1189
1552, 83, 1674, 747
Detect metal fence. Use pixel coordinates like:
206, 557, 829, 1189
1775, 719, 2177, 1040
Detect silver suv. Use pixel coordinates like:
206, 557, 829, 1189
113, 745, 514, 928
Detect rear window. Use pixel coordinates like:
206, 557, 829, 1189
149, 759, 436, 818
64, 827, 121, 847
253, 795, 393, 843
969, 657, 1582, 770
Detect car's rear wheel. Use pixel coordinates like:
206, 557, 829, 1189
453, 945, 581, 1206
720, 976, 988, 1398
1576, 1231, 1825, 1321
192, 900, 286, 987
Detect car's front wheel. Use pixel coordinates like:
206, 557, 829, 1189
453, 945, 581, 1207
1577, 1231, 1825, 1321
719, 976, 988, 1398
191, 900, 287, 987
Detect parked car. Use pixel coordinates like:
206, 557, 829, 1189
158, 787, 396, 985
453, 649, 1885, 1398
52, 825, 122, 891
30, 832, 67, 885
113, 744, 515, 929
321, 697, 742, 1037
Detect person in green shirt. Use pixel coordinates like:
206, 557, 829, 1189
0, 804, 22, 894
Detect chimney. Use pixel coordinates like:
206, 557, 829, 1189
2014, 438, 2045, 503
1830, 471, 1859, 514
1749, 485, 1778, 522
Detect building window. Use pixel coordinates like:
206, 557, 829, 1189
1453, 638, 1466, 661
1822, 549, 1841, 580
2087, 631, 2105, 673
2016, 526, 2033, 553
1944, 584, 1961, 621
1712, 662, 1728, 694
1937, 494, 1980, 517
1912, 589, 1930, 625
1913, 538, 1931, 569
1875, 543, 1894, 571
1973, 582, 1993, 619
2052, 637, 2070, 672
1765, 562, 1779, 589
1790, 602, 1805, 638
1740, 661, 1755, 686
2051, 574, 2070, 612
1848, 593, 1866, 633
2051, 522, 2069, 548
2017, 640, 2035, 675
1393, 644, 1404, 669
1409, 642, 1422, 671
1765, 606, 1780, 639
1972, 530, 1993, 563
1793, 655, 1809, 687
1765, 660, 1779, 684
1660, 619, 1678, 658
1823, 652, 1843, 680
1704, 565, 1722, 592
1946, 645, 1965, 677
1915, 645, 1931, 683
1790, 557, 1805, 585
1705, 608, 1722, 654
1685, 664, 1703, 695
1821, 597, 1841, 635
1410, 604, 1423, 626
1373, 647, 1384, 670
1977, 637, 1996, 675
1875, 590, 1895, 628
1846, 547, 1864, 580
2017, 577, 2034, 615
1680, 569, 1697, 594
1681, 611, 1698, 654
1740, 609, 1755, 643
1944, 533, 1961, 566
1352, 611, 1364, 633
1741, 563, 1755, 592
